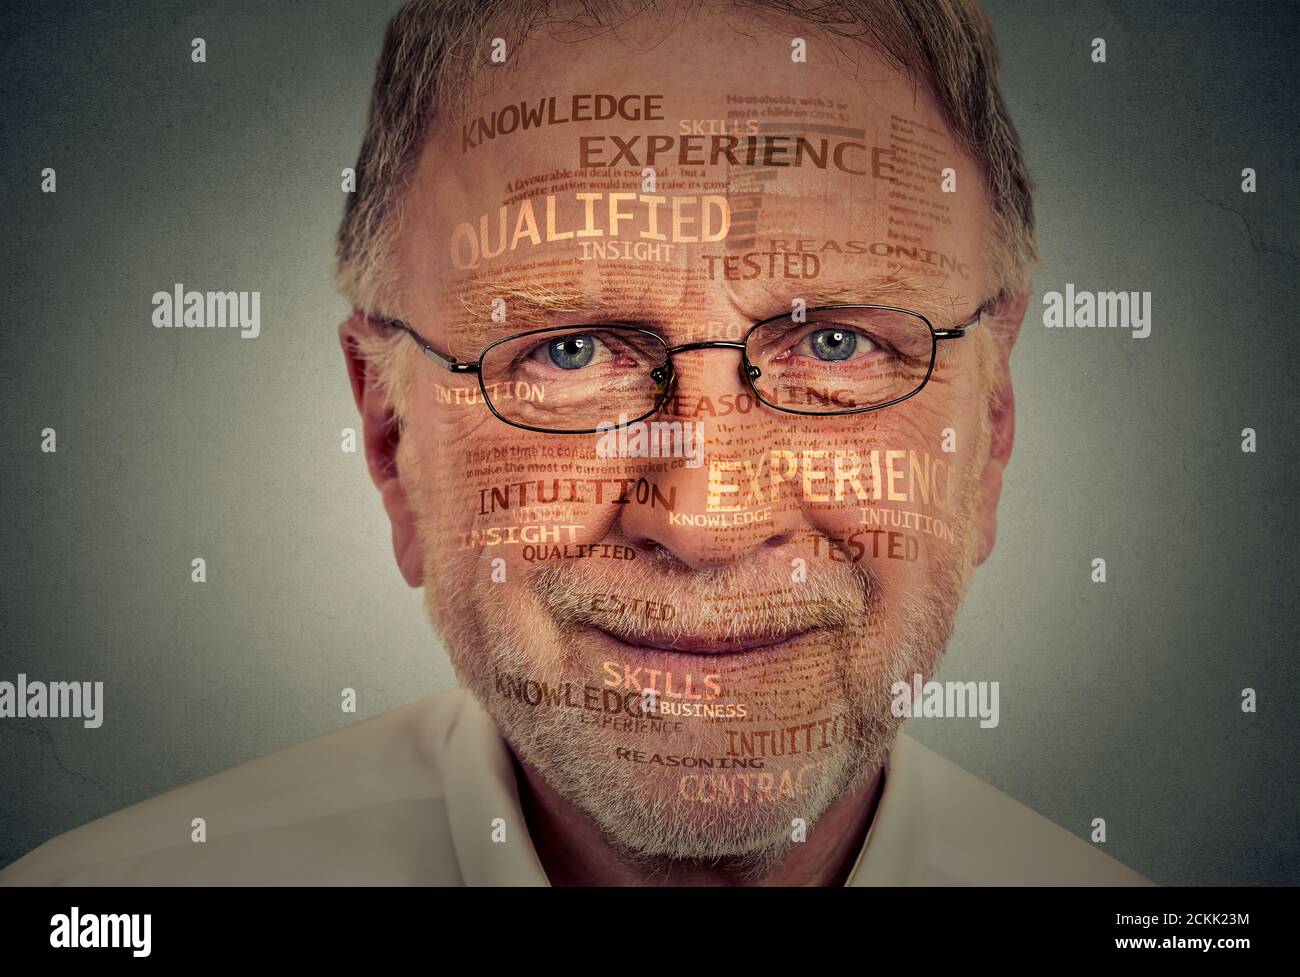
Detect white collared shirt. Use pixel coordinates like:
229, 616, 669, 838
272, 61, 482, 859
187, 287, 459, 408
0, 687, 1148, 885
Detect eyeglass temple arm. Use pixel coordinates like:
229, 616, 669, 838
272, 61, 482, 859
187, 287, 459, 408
932, 299, 993, 341
380, 318, 480, 373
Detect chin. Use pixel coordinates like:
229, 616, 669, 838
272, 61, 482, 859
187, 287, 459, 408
517, 717, 866, 866
483, 643, 903, 860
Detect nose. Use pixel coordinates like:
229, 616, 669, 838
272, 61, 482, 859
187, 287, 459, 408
618, 349, 802, 570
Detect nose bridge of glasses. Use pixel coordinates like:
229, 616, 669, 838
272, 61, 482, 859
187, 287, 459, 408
666, 340, 748, 356
656, 340, 761, 398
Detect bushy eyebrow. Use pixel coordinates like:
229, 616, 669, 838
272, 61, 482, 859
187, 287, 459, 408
739, 274, 970, 322
450, 272, 973, 336
453, 279, 594, 331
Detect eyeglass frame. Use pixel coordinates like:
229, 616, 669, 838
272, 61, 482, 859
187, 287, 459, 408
377, 302, 990, 435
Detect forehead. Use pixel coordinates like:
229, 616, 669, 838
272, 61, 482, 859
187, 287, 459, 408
396, 7, 994, 350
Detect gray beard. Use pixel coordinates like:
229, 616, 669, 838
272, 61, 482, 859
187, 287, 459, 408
426, 532, 973, 873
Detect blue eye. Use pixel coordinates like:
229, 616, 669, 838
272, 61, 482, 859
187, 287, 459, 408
548, 335, 596, 369
809, 328, 857, 361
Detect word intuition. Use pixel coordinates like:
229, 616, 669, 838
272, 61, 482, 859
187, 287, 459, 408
478, 477, 676, 514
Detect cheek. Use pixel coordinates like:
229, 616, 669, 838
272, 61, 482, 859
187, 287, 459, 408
793, 380, 980, 591
412, 395, 632, 576
880, 345, 986, 497
403, 382, 521, 552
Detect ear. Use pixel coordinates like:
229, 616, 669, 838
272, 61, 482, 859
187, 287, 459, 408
971, 291, 1028, 568
339, 310, 423, 588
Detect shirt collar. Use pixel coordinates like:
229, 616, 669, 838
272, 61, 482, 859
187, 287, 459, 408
845, 733, 928, 884
437, 690, 550, 886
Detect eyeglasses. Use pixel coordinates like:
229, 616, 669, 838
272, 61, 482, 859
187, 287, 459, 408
379, 303, 987, 435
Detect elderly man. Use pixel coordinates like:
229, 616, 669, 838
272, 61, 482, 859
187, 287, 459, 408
3, 0, 1145, 886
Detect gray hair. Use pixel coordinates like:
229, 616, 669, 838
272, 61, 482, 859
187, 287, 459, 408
335, 0, 1036, 404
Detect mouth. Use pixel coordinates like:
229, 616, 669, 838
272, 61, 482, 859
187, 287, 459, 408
580, 620, 825, 672
594, 626, 809, 655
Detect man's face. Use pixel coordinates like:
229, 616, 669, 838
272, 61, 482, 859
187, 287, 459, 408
385, 8, 1001, 863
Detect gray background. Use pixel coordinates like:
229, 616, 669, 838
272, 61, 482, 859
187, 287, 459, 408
1, 0, 1296, 884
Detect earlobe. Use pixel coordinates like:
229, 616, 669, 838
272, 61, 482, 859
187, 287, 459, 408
381, 476, 425, 588
339, 311, 424, 588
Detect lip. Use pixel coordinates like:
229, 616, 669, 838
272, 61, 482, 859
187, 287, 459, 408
589, 624, 812, 656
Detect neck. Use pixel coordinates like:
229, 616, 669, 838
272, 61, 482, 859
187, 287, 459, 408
515, 754, 884, 886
